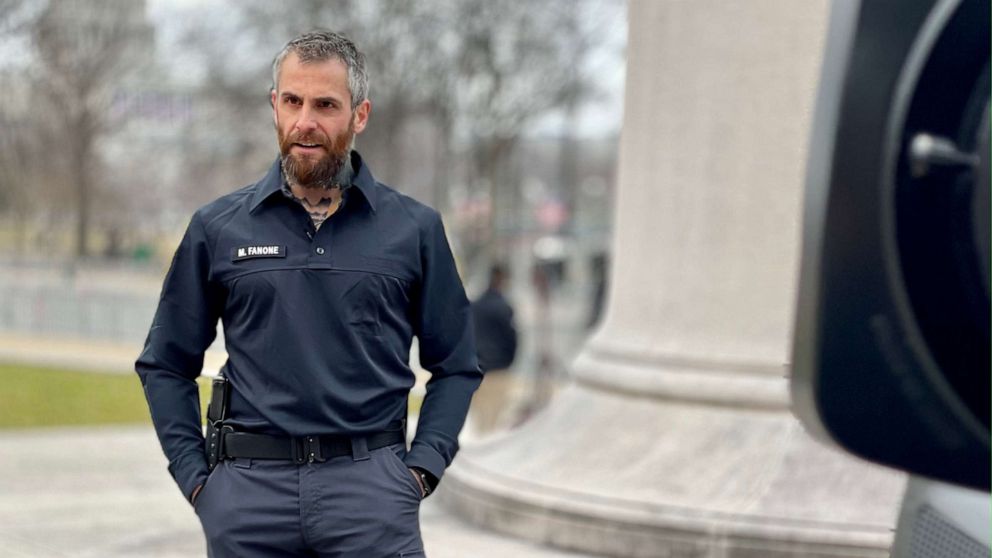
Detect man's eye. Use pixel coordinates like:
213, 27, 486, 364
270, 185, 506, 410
319, 101, 334, 109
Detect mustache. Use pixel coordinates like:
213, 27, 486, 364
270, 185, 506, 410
285, 132, 328, 147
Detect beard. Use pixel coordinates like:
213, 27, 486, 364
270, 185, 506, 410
278, 121, 354, 190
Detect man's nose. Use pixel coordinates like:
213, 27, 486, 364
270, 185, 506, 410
295, 106, 317, 133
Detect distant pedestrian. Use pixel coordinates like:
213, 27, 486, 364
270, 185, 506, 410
469, 263, 519, 434
525, 262, 556, 416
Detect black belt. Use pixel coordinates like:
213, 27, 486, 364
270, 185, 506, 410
220, 429, 405, 464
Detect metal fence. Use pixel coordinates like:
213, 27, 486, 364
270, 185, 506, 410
0, 259, 162, 344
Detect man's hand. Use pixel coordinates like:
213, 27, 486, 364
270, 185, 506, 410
408, 468, 427, 498
190, 483, 204, 505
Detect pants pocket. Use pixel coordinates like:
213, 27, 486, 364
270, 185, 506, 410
380, 446, 423, 500
193, 464, 223, 515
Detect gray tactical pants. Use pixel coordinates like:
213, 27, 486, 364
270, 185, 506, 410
193, 441, 425, 557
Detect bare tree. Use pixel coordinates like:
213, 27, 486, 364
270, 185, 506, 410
0, 0, 43, 252
0, 113, 49, 254
28, 0, 149, 259
443, 0, 618, 272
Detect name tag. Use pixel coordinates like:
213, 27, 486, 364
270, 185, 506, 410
232, 245, 286, 262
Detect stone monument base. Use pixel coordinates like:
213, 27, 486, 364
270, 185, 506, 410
442, 363, 905, 557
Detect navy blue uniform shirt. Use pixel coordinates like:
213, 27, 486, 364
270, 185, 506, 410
136, 153, 482, 501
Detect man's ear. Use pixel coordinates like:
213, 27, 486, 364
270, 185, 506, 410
270, 89, 278, 126
352, 99, 371, 134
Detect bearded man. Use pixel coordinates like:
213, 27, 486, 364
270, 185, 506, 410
136, 31, 481, 557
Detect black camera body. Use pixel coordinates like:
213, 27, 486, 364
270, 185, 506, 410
792, 0, 989, 492
792, 0, 989, 554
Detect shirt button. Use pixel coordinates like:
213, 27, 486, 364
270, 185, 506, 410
315, 247, 325, 255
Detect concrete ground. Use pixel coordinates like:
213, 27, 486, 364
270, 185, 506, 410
0, 425, 593, 558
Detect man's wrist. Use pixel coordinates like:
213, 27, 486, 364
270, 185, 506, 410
410, 467, 436, 497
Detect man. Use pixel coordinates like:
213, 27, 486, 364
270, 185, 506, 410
136, 30, 481, 557
468, 263, 518, 434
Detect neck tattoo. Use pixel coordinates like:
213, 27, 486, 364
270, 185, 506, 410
282, 183, 343, 230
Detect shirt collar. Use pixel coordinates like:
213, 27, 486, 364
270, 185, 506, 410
250, 151, 378, 214
349, 151, 378, 213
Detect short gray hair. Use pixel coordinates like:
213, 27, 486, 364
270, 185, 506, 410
271, 30, 369, 109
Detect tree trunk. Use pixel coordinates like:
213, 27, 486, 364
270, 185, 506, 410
73, 118, 92, 260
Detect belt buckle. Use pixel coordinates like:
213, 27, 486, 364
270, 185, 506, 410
295, 436, 326, 464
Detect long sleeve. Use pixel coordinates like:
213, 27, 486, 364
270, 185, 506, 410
404, 212, 483, 484
135, 212, 223, 501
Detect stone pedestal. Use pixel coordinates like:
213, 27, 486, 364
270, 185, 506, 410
440, 1, 907, 556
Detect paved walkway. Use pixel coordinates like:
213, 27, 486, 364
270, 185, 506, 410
0, 425, 592, 558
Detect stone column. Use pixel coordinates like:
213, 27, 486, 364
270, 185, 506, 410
440, 1, 907, 557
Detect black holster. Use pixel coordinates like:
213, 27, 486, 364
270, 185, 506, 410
205, 374, 231, 472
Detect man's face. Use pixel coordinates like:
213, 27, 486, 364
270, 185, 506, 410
272, 52, 370, 189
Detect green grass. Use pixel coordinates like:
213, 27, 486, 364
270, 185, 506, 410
0, 363, 423, 429
0, 363, 210, 429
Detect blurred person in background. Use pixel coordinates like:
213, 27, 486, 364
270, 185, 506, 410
136, 30, 481, 557
521, 261, 557, 418
469, 263, 519, 434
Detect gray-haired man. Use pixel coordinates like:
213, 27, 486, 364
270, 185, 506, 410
137, 30, 482, 557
